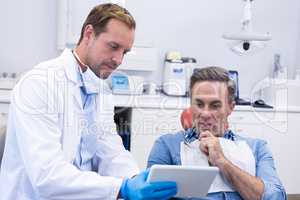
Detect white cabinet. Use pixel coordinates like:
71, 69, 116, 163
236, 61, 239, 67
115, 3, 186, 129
0, 103, 9, 114
130, 108, 183, 169
228, 109, 288, 138
263, 112, 300, 194
228, 109, 298, 194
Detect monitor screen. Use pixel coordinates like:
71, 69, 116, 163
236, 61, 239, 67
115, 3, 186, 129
228, 70, 239, 99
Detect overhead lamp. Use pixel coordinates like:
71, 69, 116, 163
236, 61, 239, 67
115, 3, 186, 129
228, 40, 267, 56
222, 0, 271, 55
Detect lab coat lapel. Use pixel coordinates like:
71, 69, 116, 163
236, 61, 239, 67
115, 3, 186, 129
61, 49, 84, 162
72, 87, 83, 110
63, 87, 83, 163
63, 49, 84, 110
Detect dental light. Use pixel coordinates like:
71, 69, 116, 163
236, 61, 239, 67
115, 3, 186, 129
222, 0, 272, 55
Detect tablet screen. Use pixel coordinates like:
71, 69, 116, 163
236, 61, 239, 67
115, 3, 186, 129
147, 165, 219, 198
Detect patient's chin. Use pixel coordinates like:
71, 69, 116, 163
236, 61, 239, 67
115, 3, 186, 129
199, 127, 214, 135
200, 127, 222, 137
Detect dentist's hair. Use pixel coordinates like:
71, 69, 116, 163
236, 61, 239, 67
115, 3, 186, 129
190, 66, 236, 103
77, 3, 136, 45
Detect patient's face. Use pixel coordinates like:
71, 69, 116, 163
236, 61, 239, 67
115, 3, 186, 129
191, 81, 234, 137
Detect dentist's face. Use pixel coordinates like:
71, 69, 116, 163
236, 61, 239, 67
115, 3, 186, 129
85, 19, 135, 79
191, 81, 234, 137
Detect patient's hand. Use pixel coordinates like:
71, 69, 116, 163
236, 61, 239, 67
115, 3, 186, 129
199, 131, 227, 167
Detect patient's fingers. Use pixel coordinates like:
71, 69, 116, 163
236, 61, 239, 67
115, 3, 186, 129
199, 139, 209, 156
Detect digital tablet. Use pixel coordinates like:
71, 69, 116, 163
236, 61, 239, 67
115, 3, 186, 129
147, 165, 219, 198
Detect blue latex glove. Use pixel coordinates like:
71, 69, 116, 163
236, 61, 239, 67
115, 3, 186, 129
120, 170, 177, 200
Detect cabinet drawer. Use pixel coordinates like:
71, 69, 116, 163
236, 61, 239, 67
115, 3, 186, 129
131, 134, 164, 170
229, 110, 287, 124
132, 108, 182, 119
131, 108, 183, 169
229, 111, 261, 124
131, 108, 183, 135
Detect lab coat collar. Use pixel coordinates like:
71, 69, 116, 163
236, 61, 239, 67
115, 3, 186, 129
61, 48, 112, 108
72, 49, 99, 95
61, 48, 82, 85
61, 48, 101, 95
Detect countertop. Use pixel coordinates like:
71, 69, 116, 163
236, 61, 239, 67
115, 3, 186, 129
1, 89, 300, 113
112, 93, 300, 113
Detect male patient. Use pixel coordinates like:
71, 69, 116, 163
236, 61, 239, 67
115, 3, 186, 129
147, 66, 286, 200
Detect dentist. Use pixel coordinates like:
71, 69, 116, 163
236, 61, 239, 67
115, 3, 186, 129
0, 3, 177, 200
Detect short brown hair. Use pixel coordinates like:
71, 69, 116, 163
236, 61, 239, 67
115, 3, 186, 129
190, 66, 236, 103
77, 3, 136, 45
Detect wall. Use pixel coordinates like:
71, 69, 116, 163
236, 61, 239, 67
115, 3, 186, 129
125, 0, 300, 98
0, 0, 299, 98
295, 12, 300, 72
0, 0, 59, 75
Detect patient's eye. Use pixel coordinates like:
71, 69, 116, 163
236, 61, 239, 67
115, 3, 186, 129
210, 102, 221, 110
194, 100, 204, 108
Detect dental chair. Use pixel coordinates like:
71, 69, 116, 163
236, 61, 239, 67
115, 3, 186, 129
180, 107, 193, 130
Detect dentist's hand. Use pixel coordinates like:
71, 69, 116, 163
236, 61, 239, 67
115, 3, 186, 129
120, 170, 177, 200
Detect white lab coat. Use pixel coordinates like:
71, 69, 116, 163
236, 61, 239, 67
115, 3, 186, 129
0, 49, 139, 200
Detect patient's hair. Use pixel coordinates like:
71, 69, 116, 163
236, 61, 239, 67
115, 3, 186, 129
77, 3, 136, 45
190, 66, 236, 103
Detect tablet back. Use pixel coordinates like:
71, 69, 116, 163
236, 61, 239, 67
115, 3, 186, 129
147, 165, 219, 198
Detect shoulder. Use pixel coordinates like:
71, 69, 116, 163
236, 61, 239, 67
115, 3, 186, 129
235, 134, 272, 160
235, 134, 267, 148
14, 49, 77, 94
147, 131, 185, 167
35, 48, 73, 71
153, 131, 186, 158
16, 54, 67, 88
155, 131, 185, 146
11, 56, 69, 112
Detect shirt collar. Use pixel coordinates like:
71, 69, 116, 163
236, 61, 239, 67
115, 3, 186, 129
223, 130, 236, 141
183, 128, 236, 144
183, 127, 199, 144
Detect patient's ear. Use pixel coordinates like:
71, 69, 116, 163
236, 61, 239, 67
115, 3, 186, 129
228, 101, 235, 114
